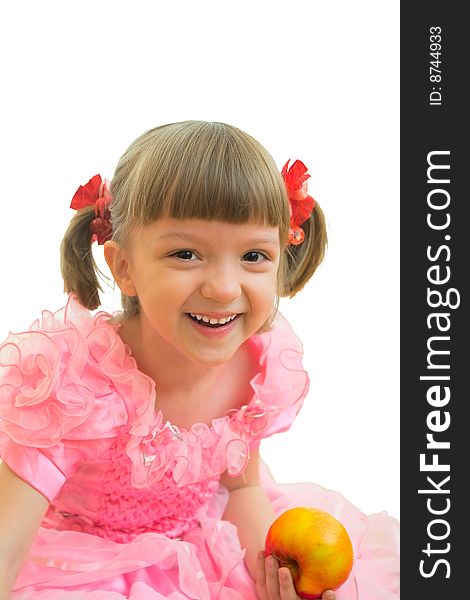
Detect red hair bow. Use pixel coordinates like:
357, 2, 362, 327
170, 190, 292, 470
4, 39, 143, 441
281, 159, 316, 245
70, 174, 113, 245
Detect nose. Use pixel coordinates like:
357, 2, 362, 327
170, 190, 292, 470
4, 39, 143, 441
200, 262, 242, 303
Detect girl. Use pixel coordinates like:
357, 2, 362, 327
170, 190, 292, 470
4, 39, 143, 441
0, 121, 399, 599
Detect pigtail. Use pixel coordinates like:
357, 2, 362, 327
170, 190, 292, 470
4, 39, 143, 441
59, 206, 112, 310
279, 201, 328, 298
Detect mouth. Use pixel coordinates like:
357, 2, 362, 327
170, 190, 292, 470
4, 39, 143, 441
185, 313, 241, 328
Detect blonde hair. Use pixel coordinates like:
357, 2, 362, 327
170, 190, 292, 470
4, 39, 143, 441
60, 120, 327, 329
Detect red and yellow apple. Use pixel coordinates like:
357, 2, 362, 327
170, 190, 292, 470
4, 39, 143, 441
265, 507, 354, 599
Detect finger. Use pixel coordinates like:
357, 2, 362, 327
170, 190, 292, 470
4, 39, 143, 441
265, 554, 281, 599
278, 567, 298, 600
322, 591, 337, 600
256, 550, 268, 600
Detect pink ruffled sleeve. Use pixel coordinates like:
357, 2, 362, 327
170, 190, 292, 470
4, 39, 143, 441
230, 312, 310, 451
0, 302, 128, 503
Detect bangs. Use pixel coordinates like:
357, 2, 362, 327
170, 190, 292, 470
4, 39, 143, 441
126, 122, 289, 237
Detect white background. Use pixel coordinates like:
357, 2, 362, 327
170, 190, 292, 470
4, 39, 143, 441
0, 1, 399, 519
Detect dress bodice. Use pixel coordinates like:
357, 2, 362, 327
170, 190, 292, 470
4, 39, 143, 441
44, 431, 222, 542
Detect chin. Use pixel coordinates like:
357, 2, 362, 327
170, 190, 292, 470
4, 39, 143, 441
190, 349, 237, 368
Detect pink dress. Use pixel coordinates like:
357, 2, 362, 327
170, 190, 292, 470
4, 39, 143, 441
0, 293, 399, 599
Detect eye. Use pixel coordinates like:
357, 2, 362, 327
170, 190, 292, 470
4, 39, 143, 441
170, 250, 198, 261
242, 251, 269, 263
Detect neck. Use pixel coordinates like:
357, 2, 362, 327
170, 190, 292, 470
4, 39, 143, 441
116, 313, 230, 396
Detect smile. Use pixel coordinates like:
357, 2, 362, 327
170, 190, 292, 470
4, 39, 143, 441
189, 313, 238, 325
186, 313, 240, 329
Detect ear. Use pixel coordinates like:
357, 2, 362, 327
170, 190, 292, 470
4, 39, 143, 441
103, 241, 138, 297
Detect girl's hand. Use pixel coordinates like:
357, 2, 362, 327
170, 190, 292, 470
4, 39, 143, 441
256, 552, 337, 600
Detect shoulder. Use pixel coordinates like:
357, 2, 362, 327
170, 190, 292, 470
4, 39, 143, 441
249, 310, 306, 386
227, 311, 309, 445
0, 293, 130, 448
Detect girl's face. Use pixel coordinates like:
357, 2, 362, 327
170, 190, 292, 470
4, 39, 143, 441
109, 218, 281, 367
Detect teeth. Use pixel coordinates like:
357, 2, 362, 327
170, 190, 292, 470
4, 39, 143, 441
189, 313, 238, 325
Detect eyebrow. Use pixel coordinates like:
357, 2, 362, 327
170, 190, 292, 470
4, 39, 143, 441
157, 232, 279, 245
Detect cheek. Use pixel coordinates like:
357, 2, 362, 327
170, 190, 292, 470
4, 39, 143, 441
251, 274, 277, 309
145, 270, 194, 299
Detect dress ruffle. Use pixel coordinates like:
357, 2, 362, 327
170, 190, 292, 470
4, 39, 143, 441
13, 507, 247, 599
1, 292, 309, 497
11, 463, 399, 600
